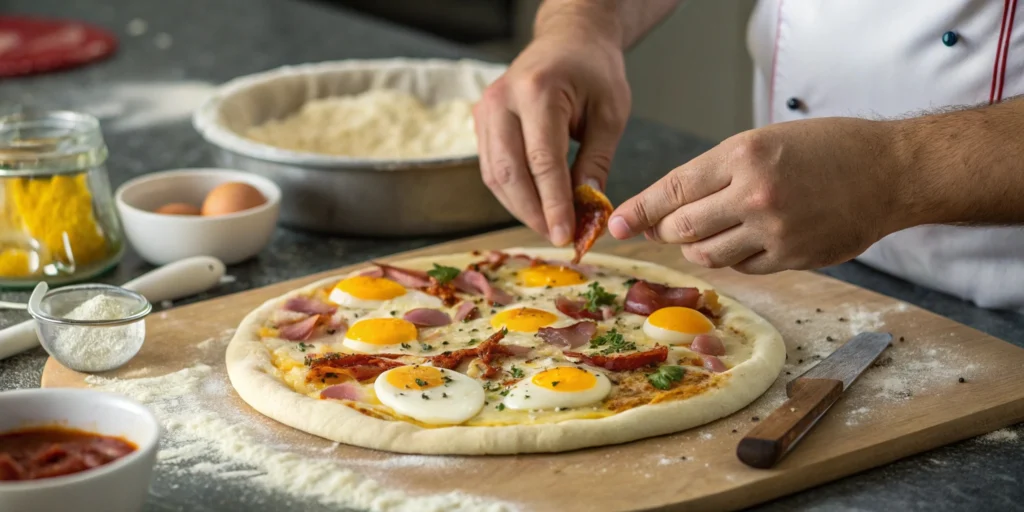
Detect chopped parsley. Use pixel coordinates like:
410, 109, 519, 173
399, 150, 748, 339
421, 393, 430, 400
588, 329, 637, 355
442, 375, 454, 384
496, 403, 506, 411
623, 278, 639, 287
499, 388, 510, 396
297, 342, 310, 352
390, 310, 397, 316
427, 264, 461, 284
551, 381, 560, 387
400, 343, 411, 350
420, 343, 434, 351
415, 378, 429, 387
442, 341, 449, 346
509, 366, 524, 379
483, 381, 500, 392
581, 281, 616, 312
442, 392, 449, 398
467, 338, 479, 346
647, 365, 685, 390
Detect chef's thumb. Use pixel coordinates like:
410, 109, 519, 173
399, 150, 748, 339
571, 114, 625, 192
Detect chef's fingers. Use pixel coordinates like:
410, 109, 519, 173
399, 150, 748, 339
480, 107, 549, 238
678, 225, 764, 269
570, 102, 628, 192
730, 250, 777, 275
608, 151, 730, 239
646, 192, 743, 244
516, 88, 575, 247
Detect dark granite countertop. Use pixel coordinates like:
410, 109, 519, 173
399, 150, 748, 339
1, 0, 1022, 510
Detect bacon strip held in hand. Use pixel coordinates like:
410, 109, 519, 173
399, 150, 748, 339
403, 308, 452, 327
624, 280, 700, 316
572, 183, 613, 264
564, 345, 669, 371
283, 296, 337, 315
536, 321, 597, 349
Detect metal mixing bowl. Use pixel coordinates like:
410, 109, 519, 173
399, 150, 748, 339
192, 58, 514, 236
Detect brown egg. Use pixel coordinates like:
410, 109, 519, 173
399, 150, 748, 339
154, 202, 202, 215
201, 182, 266, 216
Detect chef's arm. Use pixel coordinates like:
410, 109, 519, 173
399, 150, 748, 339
534, 0, 683, 49
893, 96, 1024, 227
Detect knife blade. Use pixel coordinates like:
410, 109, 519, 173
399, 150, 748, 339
737, 331, 893, 469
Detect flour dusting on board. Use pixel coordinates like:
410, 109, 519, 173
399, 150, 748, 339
86, 334, 515, 512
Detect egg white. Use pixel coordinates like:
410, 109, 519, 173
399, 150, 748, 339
502, 365, 612, 410
330, 287, 442, 310
374, 367, 485, 425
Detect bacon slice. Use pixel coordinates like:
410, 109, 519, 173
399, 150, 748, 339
423, 279, 459, 307
278, 315, 321, 341
690, 334, 725, 356
283, 296, 337, 315
431, 329, 513, 378
703, 355, 728, 373
320, 382, 366, 401
453, 270, 514, 306
624, 280, 700, 316
536, 321, 597, 350
453, 301, 480, 322
572, 183, 613, 264
305, 353, 406, 382
564, 345, 669, 371
467, 250, 510, 272
370, 262, 432, 288
403, 308, 452, 327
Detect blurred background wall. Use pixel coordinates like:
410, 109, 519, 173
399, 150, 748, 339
321, 0, 758, 142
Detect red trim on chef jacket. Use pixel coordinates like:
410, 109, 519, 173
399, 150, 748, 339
990, 0, 1018, 104
767, 0, 785, 124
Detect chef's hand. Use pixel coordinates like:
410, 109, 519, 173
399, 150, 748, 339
474, 17, 630, 246
607, 118, 910, 273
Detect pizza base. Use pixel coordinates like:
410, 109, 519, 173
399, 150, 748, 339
225, 248, 786, 455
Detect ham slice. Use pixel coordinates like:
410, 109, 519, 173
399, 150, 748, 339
403, 308, 452, 327
703, 355, 728, 373
453, 270, 514, 305
453, 301, 480, 322
624, 280, 700, 316
278, 315, 320, 341
690, 334, 725, 356
536, 321, 597, 349
270, 309, 309, 327
554, 296, 603, 321
320, 382, 365, 401
371, 262, 432, 288
283, 296, 336, 315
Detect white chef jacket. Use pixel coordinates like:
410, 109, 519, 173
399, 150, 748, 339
747, 0, 1024, 311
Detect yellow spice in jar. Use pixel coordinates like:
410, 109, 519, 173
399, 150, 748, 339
0, 173, 109, 276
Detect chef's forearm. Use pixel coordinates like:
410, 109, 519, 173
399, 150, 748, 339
534, 0, 682, 49
892, 97, 1024, 228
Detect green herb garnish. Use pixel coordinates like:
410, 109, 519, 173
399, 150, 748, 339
400, 343, 411, 350
496, 403, 506, 411
624, 278, 639, 287
427, 264, 461, 284
420, 343, 434, 351
297, 342, 310, 352
510, 366, 524, 379
581, 281, 616, 313
588, 329, 637, 355
551, 381, 560, 387
647, 365, 685, 390
415, 378, 429, 387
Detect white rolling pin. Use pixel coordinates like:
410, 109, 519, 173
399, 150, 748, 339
0, 256, 226, 361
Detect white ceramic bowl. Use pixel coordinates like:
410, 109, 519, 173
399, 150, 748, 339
0, 388, 160, 512
115, 168, 281, 265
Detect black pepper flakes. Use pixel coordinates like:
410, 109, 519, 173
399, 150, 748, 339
731, 429, 738, 433
795, 319, 802, 325
826, 336, 834, 342
838, 317, 847, 322
798, 359, 804, 364
815, 308, 823, 313
679, 455, 687, 460
796, 345, 803, 350
899, 336, 905, 342
958, 377, 966, 383
751, 416, 760, 422
785, 371, 791, 375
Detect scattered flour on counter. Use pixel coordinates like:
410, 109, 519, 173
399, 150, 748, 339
977, 428, 1020, 444
699, 432, 714, 441
85, 364, 515, 512
75, 81, 216, 131
219, 275, 238, 284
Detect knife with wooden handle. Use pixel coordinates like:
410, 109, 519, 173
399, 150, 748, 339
736, 332, 893, 469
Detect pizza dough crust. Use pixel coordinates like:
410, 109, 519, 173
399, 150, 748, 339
225, 248, 786, 455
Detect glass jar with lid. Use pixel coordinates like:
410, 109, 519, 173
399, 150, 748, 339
0, 110, 124, 288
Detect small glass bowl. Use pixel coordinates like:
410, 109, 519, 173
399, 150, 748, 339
27, 283, 151, 373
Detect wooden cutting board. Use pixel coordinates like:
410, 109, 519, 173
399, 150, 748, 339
41, 227, 1024, 512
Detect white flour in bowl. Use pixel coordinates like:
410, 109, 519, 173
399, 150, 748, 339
49, 294, 144, 372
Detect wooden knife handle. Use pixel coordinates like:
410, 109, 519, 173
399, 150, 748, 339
736, 378, 844, 469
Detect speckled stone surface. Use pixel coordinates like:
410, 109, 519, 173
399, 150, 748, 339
0, 0, 1022, 510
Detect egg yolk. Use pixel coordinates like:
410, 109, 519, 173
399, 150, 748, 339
490, 307, 558, 332
647, 306, 714, 334
334, 276, 406, 301
517, 264, 588, 288
532, 366, 597, 392
385, 365, 445, 390
346, 318, 418, 345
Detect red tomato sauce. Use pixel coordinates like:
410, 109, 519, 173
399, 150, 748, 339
0, 426, 137, 481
